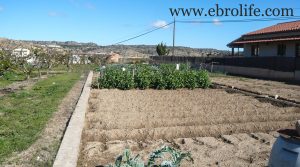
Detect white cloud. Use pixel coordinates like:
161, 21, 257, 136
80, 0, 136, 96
213, 19, 222, 26
152, 20, 169, 29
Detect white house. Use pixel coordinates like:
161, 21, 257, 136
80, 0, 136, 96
228, 20, 300, 57
47, 44, 61, 48
12, 48, 31, 57
12, 48, 36, 64
71, 55, 91, 64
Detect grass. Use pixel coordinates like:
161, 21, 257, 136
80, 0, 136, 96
0, 79, 14, 88
0, 72, 81, 163
0, 65, 95, 89
0, 73, 27, 89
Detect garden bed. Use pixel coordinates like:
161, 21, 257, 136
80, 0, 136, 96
212, 75, 300, 102
78, 88, 300, 167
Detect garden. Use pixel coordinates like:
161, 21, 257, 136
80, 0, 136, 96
93, 64, 211, 90
78, 63, 300, 167
2, 54, 300, 167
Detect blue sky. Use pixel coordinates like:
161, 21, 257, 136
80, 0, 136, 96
0, 0, 299, 50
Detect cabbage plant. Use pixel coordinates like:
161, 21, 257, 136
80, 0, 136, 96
106, 146, 194, 167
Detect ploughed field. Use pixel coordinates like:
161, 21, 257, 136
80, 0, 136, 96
212, 76, 300, 102
78, 89, 300, 167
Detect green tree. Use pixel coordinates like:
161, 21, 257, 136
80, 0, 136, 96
0, 51, 15, 76
156, 42, 170, 56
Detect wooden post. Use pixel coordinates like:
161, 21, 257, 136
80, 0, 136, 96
232, 48, 234, 56
172, 17, 176, 56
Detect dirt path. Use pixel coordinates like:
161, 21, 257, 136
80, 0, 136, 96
212, 76, 300, 103
3, 74, 87, 167
78, 89, 299, 167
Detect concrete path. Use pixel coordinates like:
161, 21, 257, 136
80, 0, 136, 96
53, 71, 93, 167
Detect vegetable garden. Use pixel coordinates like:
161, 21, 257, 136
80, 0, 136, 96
93, 64, 211, 90
79, 76, 300, 166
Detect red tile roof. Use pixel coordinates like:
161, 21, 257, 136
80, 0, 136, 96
233, 36, 300, 44
246, 20, 300, 35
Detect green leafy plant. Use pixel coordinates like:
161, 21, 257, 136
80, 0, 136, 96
99, 66, 135, 90
196, 70, 211, 89
0, 51, 16, 76
106, 146, 194, 167
97, 64, 211, 90
156, 42, 170, 56
134, 65, 155, 89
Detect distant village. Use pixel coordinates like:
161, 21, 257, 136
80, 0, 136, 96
0, 41, 126, 65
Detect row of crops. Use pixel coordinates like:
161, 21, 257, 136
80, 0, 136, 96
93, 64, 211, 90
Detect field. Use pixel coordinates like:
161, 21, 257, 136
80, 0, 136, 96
78, 88, 300, 167
0, 72, 83, 165
211, 75, 300, 102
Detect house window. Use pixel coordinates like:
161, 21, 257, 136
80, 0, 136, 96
251, 45, 259, 56
277, 44, 286, 56
296, 43, 300, 57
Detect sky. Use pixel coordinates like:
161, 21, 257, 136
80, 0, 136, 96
0, 0, 299, 50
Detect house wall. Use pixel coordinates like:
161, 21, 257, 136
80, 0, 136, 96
243, 41, 298, 57
244, 45, 252, 57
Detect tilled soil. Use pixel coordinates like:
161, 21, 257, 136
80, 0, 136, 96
79, 89, 299, 167
212, 76, 300, 102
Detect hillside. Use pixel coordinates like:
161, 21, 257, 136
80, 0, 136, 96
0, 38, 230, 57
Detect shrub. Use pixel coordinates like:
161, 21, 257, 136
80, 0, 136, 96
196, 70, 211, 89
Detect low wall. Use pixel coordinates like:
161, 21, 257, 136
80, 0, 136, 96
212, 65, 295, 80
53, 71, 93, 167
150, 56, 300, 81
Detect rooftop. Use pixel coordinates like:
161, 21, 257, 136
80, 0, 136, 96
246, 20, 300, 36
228, 20, 300, 47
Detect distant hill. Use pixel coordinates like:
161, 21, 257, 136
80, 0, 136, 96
97, 45, 230, 57
0, 38, 231, 57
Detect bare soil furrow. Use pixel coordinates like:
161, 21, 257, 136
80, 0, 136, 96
87, 113, 300, 130
84, 121, 293, 142
79, 89, 299, 167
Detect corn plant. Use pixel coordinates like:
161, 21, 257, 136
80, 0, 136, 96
106, 146, 193, 167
